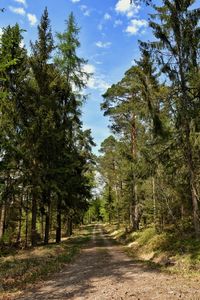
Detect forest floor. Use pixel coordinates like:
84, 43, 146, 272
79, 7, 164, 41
12, 224, 200, 300
0, 227, 92, 300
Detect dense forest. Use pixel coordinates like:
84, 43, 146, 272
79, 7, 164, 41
87, 0, 200, 238
1, 0, 200, 252
0, 8, 95, 247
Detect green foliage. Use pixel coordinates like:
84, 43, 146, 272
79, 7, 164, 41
0, 9, 95, 247
96, 0, 200, 241
84, 198, 102, 223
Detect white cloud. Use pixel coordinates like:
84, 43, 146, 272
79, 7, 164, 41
83, 64, 110, 92
114, 19, 123, 27
115, 0, 140, 18
9, 6, 26, 15
87, 76, 110, 92
97, 13, 111, 32
27, 13, 37, 26
9, 5, 38, 27
80, 5, 91, 16
71, 0, 80, 2
126, 19, 148, 35
96, 41, 112, 48
83, 64, 96, 74
104, 13, 111, 20
14, 0, 27, 6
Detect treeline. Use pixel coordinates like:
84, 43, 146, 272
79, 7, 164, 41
0, 8, 95, 247
95, 0, 200, 237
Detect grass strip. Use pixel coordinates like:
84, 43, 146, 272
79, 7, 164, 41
104, 224, 200, 276
0, 225, 92, 297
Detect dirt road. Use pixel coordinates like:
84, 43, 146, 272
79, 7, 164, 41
18, 225, 200, 299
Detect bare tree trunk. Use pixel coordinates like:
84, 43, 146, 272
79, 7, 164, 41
130, 114, 139, 230
0, 203, 6, 240
16, 195, 23, 243
44, 191, 51, 245
134, 184, 140, 230
152, 177, 156, 225
31, 193, 37, 247
44, 201, 50, 244
190, 168, 199, 236
25, 193, 29, 248
56, 196, 62, 243
129, 201, 133, 227
115, 184, 120, 227
0, 176, 10, 241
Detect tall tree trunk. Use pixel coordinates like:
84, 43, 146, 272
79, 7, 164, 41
31, 193, 37, 247
115, 184, 120, 227
44, 200, 51, 244
134, 184, 140, 230
25, 193, 29, 248
152, 176, 157, 228
16, 195, 23, 243
130, 176, 139, 230
56, 196, 62, 243
0, 202, 6, 240
130, 114, 139, 230
44, 191, 51, 245
108, 185, 112, 224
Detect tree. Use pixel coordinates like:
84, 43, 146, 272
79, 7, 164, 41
0, 24, 28, 241
96, 0, 200, 237
142, 0, 200, 236
101, 48, 167, 230
54, 12, 91, 243
0, 8, 94, 247
28, 7, 55, 246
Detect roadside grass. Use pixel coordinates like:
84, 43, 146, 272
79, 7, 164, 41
105, 224, 200, 276
0, 225, 92, 298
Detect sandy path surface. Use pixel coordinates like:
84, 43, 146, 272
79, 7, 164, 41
18, 225, 200, 300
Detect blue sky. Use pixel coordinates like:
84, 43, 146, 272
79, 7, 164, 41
0, 0, 153, 153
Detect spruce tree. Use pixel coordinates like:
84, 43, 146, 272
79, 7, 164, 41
0, 24, 28, 241
29, 7, 55, 246
54, 12, 90, 243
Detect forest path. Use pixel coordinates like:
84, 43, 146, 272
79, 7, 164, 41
18, 224, 200, 300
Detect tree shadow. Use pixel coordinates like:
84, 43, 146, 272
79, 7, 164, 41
17, 226, 162, 299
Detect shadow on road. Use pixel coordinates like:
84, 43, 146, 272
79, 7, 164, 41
18, 225, 161, 299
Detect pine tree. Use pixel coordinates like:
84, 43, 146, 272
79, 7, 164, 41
101, 50, 166, 230
142, 0, 200, 236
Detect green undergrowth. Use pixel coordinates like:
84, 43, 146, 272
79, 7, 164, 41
0, 225, 92, 298
105, 224, 200, 276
